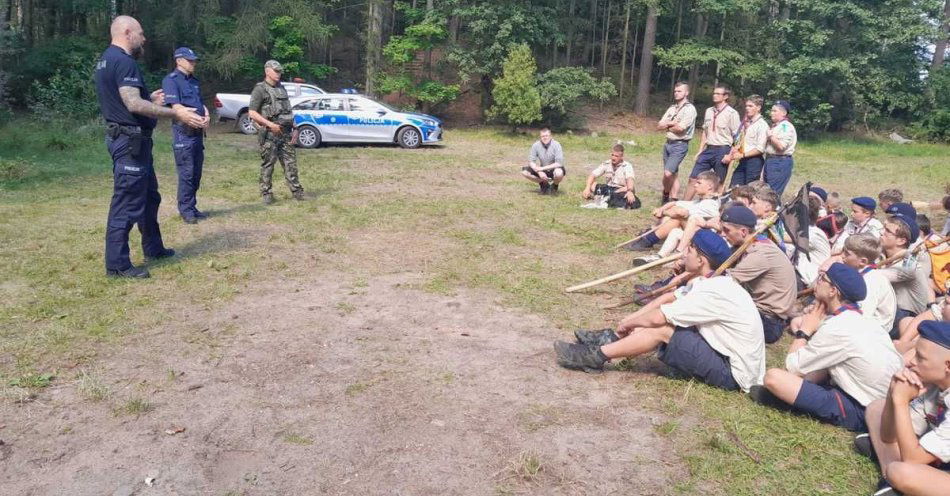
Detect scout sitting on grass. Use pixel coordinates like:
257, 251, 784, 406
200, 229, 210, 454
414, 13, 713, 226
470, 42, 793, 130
832, 196, 885, 253
555, 229, 766, 393
860, 320, 950, 496
751, 263, 904, 432
580, 143, 641, 209
841, 234, 897, 336
626, 170, 720, 253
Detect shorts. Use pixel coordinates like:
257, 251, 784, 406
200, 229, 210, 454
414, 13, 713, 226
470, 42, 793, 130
657, 326, 739, 391
760, 311, 787, 344
891, 308, 916, 340
690, 145, 731, 180
662, 140, 690, 173
792, 380, 867, 432
522, 165, 565, 180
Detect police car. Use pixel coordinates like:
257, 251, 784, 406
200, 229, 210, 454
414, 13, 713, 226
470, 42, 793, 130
292, 94, 443, 149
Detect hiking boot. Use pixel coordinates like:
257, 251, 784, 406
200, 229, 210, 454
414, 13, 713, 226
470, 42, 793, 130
194, 210, 208, 219
539, 182, 550, 195
632, 253, 662, 267
553, 341, 607, 373
574, 328, 620, 347
262, 193, 274, 205
106, 265, 150, 279
625, 237, 654, 252
661, 194, 669, 205
293, 189, 306, 201
144, 248, 176, 262
635, 279, 669, 294
551, 183, 559, 194
853, 433, 877, 461
182, 215, 198, 225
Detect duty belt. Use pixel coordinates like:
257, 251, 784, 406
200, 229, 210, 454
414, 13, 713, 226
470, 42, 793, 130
174, 124, 203, 137
105, 122, 152, 138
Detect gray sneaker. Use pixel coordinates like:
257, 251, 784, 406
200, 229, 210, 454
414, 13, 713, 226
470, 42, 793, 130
262, 193, 274, 205
574, 328, 620, 347
553, 341, 607, 373
853, 433, 876, 460
632, 253, 662, 267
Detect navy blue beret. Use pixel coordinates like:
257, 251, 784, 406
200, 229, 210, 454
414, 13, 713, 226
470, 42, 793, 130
774, 100, 791, 113
809, 186, 828, 203
890, 213, 920, 244
885, 202, 917, 219
720, 205, 758, 229
693, 229, 732, 269
919, 320, 950, 350
826, 262, 867, 303
851, 196, 877, 211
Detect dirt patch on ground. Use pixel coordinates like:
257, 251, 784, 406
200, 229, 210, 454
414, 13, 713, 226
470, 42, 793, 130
0, 271, 682, 495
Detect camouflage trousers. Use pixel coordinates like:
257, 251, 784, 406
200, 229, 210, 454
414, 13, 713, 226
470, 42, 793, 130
259, 134, 303, 195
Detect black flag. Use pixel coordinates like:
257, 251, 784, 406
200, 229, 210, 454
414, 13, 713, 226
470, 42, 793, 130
781, 182, 812, 262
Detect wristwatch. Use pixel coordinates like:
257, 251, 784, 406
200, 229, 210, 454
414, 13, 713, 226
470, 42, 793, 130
794, 330, 812, 341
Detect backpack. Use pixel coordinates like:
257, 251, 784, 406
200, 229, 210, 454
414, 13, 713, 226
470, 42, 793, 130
927, 236, 950, 293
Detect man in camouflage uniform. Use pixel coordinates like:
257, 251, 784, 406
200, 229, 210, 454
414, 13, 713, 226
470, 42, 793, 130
248, 60, 305, 204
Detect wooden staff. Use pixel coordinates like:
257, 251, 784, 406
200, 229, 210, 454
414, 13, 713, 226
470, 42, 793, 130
613, 226, 660, 250
565, 253, 681, 293
602, 273, 692, 309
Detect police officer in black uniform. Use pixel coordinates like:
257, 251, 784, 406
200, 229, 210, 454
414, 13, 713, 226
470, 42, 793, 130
161, 47, 210, 224
94, 16, 204, 278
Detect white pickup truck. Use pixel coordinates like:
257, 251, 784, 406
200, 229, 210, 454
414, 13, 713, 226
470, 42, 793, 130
213, 82, 326, 134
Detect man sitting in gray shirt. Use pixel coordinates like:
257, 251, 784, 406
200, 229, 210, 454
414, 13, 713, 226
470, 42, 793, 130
522, 128, 565, 195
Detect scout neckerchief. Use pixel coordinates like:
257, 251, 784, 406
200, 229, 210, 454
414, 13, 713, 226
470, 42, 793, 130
739, 115, 761, 146
711, 102, 730, 132
667, 100, 692, 123
860, 264, 877, 275
830, 303, 862, 315
925, 392, 947, 428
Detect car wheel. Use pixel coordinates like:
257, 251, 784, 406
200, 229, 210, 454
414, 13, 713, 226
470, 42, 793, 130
296, 125, 321, 149
397, 126, 421, 149
237, 111, 257, 135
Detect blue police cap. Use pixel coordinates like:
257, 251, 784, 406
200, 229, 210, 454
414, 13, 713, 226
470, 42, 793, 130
720, 205, 758, 229
918, 320, 950, 350
774, 100, 791, 114
174, 47, 199, 61
889, 213, 920, 244
826, 262, 867, 303
885, 202, 916, 219
692, 229, 732, 269
809, 186, 828, 203
851, 196, 877, 212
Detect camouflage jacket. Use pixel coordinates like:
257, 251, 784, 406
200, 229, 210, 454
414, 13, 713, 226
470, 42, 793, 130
249, 81, 293, 127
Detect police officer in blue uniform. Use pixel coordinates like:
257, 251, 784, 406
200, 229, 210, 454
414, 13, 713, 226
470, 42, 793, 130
94, 16, 204, 278
161, 47, 210, 224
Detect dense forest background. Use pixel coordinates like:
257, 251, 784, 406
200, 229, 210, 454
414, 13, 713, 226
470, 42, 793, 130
0, 0, 947, 139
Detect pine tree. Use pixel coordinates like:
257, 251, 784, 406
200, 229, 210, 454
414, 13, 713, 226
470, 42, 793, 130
488, 44, 542, 128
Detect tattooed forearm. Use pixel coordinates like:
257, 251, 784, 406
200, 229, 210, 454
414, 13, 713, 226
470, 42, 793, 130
119, 86, 175, 119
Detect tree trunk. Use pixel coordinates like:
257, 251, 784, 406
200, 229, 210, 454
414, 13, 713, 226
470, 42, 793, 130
587, 0, 597, 66
365, 0, 384, 97
932, 0, 950, 70
634, 5, 657, 116
688, 13, 707, 93
601, 0, 611, 76
565, 0, 575, 65
618, 0, 631, 100
629, 17, 639, 98
713, 14, 726, 87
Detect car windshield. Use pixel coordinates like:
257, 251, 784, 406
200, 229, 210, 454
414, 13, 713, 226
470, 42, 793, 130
300, 86, 324, 95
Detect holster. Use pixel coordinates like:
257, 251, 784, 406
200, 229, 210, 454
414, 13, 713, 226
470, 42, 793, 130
106, 123, 144, 157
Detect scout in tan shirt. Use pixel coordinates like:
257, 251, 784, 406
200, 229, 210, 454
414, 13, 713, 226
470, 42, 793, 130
657, 82, 698, 204
724, 94, 769, 188
581, 144, 640, 209
684, 85, 740, 200
718, 204, 797, 344
763, 100, 798, 196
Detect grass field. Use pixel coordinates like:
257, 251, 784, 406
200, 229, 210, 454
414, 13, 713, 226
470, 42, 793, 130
1, 117, 948, 494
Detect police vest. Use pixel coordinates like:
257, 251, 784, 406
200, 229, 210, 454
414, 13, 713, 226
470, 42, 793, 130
255, 82, 293, 126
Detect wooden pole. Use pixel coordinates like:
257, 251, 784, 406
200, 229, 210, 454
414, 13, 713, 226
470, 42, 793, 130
565, 253, 681, 293
613, 225, 660, 250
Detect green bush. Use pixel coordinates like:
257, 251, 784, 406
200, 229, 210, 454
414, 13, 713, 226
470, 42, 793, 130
537, 67, 616, 129
909, 68, 950, 142
487, 44, 541, 128
28, 53, 100, 118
